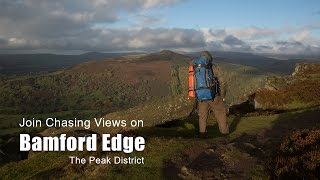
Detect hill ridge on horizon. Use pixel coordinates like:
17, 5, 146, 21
1, 49, 320, 75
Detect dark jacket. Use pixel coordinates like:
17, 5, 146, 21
212, 64, 226, 98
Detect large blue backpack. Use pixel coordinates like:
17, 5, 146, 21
192, 56, 216, 101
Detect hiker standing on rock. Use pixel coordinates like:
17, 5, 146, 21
188, 51, 229, 138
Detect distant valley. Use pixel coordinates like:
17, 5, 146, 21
0, 52, 141, 74
0, 50, 270, 134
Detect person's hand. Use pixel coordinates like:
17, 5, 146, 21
214, 96, 223, 103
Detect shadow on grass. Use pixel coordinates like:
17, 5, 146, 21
123, 100, 320, 140
122, 113, 243, 139
229, 115, 242, 133
147, 99, 251, 139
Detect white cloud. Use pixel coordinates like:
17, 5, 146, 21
201, 28, 226, 42
0, 0, 319, 55
291, 29, 310, 42
143, 0, 183, 8
225, 27, 277, 40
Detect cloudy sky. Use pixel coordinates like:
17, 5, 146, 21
0, 0, 320, 55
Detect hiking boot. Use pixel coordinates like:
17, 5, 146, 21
196, 132, 209, 139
